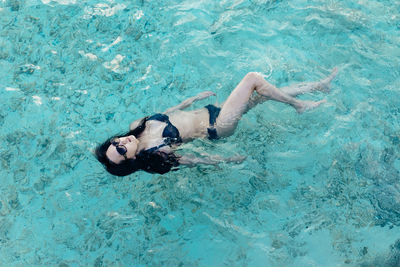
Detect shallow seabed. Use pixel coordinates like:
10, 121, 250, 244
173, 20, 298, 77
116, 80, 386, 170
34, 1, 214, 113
1, 0, 400, 266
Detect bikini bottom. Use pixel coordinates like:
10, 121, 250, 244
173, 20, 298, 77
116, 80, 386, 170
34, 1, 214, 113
204, 104, 221, 140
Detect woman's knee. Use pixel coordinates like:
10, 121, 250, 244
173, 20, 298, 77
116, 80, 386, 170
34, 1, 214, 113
244, 72, 262, 81
244, 72, 267, 89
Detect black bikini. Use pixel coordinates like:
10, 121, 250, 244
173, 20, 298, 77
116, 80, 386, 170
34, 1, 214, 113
144, 105, 220, 153
127, 106, 221, 175
145, 114, 182, 153
204, 104, 221, 140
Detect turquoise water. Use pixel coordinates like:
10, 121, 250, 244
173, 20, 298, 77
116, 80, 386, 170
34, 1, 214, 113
1, 0, 400, 265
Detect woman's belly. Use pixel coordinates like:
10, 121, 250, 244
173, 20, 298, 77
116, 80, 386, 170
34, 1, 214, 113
168, 108, 210, 141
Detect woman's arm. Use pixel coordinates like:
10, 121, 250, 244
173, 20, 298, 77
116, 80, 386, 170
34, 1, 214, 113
179, 154, 246, 167
164, 91, 216, 114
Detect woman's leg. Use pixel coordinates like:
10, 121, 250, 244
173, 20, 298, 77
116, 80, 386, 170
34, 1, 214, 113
215, 71, 333, 137
280, 68, 337, 95
245, 68, 338, 112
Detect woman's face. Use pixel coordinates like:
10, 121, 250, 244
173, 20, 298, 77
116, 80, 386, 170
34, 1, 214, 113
106, 135, 139, 164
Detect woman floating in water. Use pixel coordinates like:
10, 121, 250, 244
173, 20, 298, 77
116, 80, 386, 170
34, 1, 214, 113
96, 69, 337, 176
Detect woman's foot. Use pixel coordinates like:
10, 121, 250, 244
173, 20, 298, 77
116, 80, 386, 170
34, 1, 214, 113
295, 99, 327, 113
318, 67, 338, 93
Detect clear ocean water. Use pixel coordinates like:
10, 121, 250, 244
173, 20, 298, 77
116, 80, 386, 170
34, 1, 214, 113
1, 0, 400, 266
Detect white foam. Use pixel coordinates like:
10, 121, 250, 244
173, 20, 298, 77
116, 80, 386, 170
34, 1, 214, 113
24, 63, 41, 70
78, 50, 98, 61
52, 83, 65, 86
75, 89, 88, 94
103, 54, 129, 73
101, 36, 122, 52
64, 191, 74, 202
148, 201, 158, 208
83, 3, 126, 19
134, 10, 144, 20
32, 96, 42, 105
66, 130, 81, 138
134, 65, 152, 83
5, 87, 20, 91
42, 0, 76, 5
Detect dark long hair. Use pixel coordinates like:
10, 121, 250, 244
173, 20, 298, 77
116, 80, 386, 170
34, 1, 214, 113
95, 117, 180, 176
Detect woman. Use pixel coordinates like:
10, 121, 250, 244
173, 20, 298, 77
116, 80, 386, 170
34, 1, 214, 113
96, 69, 337, 176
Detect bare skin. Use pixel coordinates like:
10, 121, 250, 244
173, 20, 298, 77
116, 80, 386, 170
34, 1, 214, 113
106, 69, 338, 165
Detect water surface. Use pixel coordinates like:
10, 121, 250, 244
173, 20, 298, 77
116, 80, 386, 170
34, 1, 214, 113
0, 0, 399, 265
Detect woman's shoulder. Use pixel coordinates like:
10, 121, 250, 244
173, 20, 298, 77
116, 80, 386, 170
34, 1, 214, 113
129, 117, 145, 130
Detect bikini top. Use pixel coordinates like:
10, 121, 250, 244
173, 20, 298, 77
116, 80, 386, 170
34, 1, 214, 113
144, 113, 182, 153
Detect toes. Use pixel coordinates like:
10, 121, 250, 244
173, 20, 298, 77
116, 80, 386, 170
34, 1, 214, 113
320, 68, 338, 93
311, 99, 326, 109
296, 99, 326, 113
328, 67, 338, 81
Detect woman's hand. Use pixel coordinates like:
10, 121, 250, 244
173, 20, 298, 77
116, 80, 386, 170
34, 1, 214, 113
195, 91, 216, 100
164, 91, 216, 114
207, 154, 246, 164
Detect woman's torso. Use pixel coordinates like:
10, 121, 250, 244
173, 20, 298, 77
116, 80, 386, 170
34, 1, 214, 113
168, 108, 210, 140
135, 108, 211, 152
